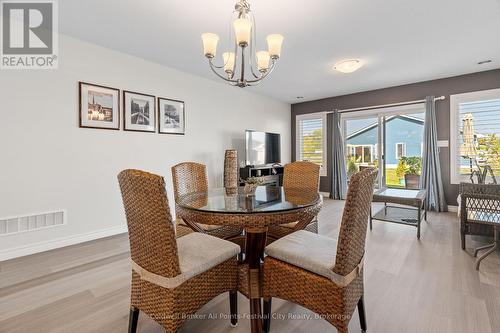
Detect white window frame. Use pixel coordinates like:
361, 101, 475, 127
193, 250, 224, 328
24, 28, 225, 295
395, 142, 406, 160
450, 88, 500, 184
296, 112, 328, 177
347, 144, 374, 164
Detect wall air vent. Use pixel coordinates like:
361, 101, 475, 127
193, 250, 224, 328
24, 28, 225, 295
0, 210, 66, 236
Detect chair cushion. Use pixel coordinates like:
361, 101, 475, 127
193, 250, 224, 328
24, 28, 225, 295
132, 232, 240, 289
177, 233, 240, 281
265, 230, 337, 280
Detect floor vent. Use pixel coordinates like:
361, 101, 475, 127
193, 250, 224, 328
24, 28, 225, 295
0, 210, 66, 236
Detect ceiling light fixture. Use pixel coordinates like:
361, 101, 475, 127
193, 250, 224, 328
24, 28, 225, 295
334, 59, 363, 73
201, 0, 283, 88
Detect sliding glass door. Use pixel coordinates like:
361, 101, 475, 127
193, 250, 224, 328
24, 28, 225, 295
344, 115, 381, 187
342, 104, 425, 189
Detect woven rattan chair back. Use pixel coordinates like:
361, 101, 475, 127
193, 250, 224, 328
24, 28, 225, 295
333, 168, 378, 276
172, 162, 208, 201
118, 169, 181, 278
283, 161, 320, 191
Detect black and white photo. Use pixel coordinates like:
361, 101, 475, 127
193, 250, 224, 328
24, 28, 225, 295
158, 97, 185, 135
123, 91, 156, 132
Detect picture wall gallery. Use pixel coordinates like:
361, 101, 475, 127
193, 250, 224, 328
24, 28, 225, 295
78, 82, 186, 135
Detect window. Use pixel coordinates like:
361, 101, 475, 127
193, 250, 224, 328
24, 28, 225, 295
347, 144, 374, 164
395, 143, 406, 159
450, 88, 500, 184
296, 112, 327, 176
343, 103, 425, 188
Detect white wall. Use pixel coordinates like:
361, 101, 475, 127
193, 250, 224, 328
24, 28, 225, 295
0, 35, 290, 260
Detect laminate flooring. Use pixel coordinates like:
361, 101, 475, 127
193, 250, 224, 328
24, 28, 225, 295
1, 199, 499, 333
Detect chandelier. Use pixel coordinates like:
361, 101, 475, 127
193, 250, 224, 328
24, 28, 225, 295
201, 0, 284, 87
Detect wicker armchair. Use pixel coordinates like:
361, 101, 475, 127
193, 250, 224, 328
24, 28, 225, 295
263, 168, 378, 333
267, 161, 320, 242
460, 183, 500, 258
460, 183, 500, 249
171, 162, 243, 241
117, 169, 240, 333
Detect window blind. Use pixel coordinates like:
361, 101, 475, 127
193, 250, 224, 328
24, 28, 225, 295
298, 118, 324, 167
458, 98, 500, 176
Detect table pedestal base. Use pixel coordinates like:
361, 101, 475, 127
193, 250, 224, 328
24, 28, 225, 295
245, 228, 267, 333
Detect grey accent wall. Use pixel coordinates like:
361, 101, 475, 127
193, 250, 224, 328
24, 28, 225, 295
291, 69, 500, 205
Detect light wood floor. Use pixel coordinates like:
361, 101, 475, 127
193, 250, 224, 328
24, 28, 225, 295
1, 199, 499, 333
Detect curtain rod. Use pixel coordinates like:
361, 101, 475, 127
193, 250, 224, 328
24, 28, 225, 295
326, 96, 446, 114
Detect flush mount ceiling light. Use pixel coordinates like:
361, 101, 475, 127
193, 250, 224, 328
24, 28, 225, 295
333, 59, 363, 73
201, 0, 284, 88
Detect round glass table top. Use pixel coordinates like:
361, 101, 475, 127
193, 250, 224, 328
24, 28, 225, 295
177, 186, 322, 214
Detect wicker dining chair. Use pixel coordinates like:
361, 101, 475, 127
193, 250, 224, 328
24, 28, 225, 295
460, 182, 500, 250
117, 169, 240, 333
263, 168, 378, 333
171, 162, 243, 241
267, 161, 320, 242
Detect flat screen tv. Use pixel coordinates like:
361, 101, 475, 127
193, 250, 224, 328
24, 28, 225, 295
245, 130, 281, 166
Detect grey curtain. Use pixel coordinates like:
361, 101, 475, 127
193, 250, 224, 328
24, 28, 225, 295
420, 96, 448, 212
330, 110, 348, 199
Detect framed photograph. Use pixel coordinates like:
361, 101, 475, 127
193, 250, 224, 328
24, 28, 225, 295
79, 82, 120, 130
158, 97, 185, 135
123, 91, 156, 132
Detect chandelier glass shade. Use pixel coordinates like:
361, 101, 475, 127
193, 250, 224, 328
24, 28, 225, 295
201, 0, 283, 87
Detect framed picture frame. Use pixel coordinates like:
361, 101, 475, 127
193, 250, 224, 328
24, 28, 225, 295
123, 90, 156, 133
79, 82, 120, 130
158, 97, 186, 135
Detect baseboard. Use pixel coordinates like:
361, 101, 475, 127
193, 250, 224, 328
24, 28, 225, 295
448, 205, 458, 213
0, 225, 128, 262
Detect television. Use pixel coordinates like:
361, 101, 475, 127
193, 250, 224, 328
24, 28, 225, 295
245, 130, 281, 166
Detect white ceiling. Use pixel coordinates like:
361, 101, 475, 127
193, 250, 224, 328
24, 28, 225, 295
60, 0, 500, 103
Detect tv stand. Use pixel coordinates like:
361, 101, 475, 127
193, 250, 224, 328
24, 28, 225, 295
240, 165, 284, 186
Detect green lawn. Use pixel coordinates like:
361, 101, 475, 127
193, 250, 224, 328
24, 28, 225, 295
351, 166, 405, 188
385, 167, 405, 188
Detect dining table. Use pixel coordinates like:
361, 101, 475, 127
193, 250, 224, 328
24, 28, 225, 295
176, 185, 323, 333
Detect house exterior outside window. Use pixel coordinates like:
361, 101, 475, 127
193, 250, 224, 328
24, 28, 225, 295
346, 144, 373, 164
346, 115, 423, 167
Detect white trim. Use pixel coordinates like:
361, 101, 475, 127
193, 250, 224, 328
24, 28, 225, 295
319, 191, 331, 198
347, 144, 375, 164
296, 112, 328, 177
395, 142, 406, 160
447, 205, 459, 213
0, 225, 128, 261
450, 88, 500, 184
